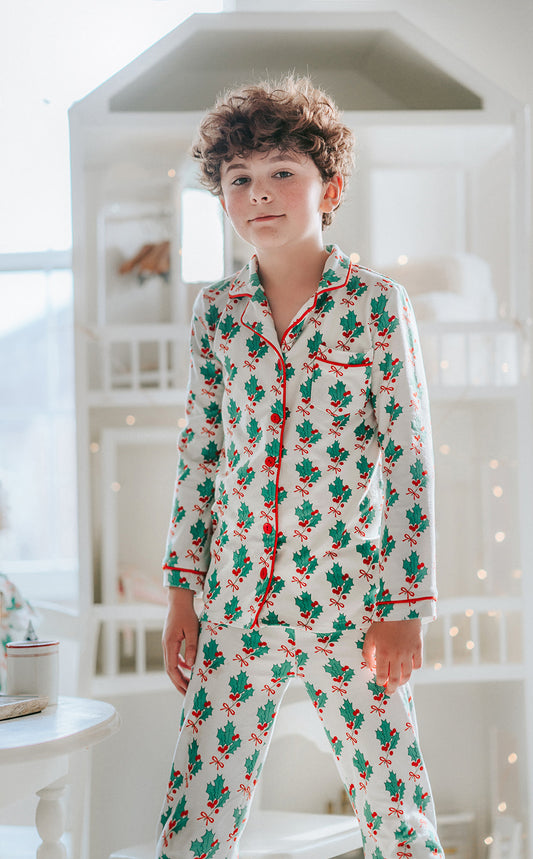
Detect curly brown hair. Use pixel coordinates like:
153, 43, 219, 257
191, 76, 355, 228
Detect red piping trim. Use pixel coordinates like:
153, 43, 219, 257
163, 565, 207, 574
315, 356, 371, 370
281, 261, 353, 349
375, 596, 436, 606
237, 308, 286, 629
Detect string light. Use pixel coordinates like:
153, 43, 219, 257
439, 360, 449, 370
513, 569, 522, 580
492, 485, 503, 498
508, 753, 518, 764
168, 168, 176, 178
439, 444, 450, 455
484, 836, 494, 846
495, 531, 506, 543
434, 662, 442, 671
397, 254, 409, 265
89, 442, 100, 454
350, 252, 361, 264
498, 802, 507, 813
466, 640, 475, 650
126, 415, 136, 426
449, 626, 459, 638
177, 417, 187, 428
477, 569, 488, 581
489, 459, 499, 470
111, 482, 121, 493
465, 609, 474, 618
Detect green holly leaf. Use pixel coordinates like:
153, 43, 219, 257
187, 739, 203, 778
228, 671, 253, 704
190, 830, 219, 859
340, 699, 364, 731
353, 749, 373, 779
325, 657, 355, 684
305, 681, 327, 711
385, 771, 405, 801
206, 774, 230, 810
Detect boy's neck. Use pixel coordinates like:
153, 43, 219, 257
256, 240, 330, 297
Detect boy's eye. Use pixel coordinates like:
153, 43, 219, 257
274, 170, 293, 179
231, 176, 250, 186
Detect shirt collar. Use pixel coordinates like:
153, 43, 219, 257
228, 244, 352, 300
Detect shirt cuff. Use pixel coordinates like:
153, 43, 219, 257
163, 566, 206, 593
371, 595, 437, 623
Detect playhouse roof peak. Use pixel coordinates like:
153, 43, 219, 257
70, 7, 520, 119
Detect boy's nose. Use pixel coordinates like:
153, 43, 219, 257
250, 184, 272, 203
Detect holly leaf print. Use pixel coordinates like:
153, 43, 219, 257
228, 671, 254, 705
224, 596, 243, 621
414, 784, 431, 814
363, 800, 382, 834
328, 380, 353, 412
385, 770, 405, 802
403, 552, 428, 586
340, 699, 364, 731
295, 419, 322, 446
326, 563, 354, 598
216, 721, 241, 756
256, 699, 276, 731
190, 830, 219, 859
206, 774, 230, 812
328, 476, 352, 506
304, 681, 327, 712
202, 638, 225, 673
324, 657, 355, 685
395, 820, 417, 846
405, 505, 430, 536
353, 749, 373, 780
329, 519, 351, 550
295, 591, 323, 622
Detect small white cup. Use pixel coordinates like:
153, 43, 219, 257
6, 640, 60, 706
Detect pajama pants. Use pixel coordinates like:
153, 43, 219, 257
155, 621, 443, 859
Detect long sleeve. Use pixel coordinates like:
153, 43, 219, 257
162, 289, 225, 592
369, 281, 437, 622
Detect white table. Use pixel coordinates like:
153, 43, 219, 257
0, 696, 120, 859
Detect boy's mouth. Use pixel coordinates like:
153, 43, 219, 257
250, 214, 284, 222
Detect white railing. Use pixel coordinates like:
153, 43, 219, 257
88, 595, 523, 694
419, 321, 522, 393
418, 595, 523, 683
85, 321, 523, 404
86, 323, 190, 404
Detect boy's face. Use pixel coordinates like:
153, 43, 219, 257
219, 149, 341, 254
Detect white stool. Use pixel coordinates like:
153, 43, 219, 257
108, 809, 362, 858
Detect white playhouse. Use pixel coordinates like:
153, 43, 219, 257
67, 3, 532, 857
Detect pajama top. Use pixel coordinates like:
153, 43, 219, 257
163, 244, 437, 631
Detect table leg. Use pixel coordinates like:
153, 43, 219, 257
35, 775, 68, 859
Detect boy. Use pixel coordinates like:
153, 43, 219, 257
157, 76, 443, 859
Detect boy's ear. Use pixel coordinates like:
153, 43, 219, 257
219, 196, 227, 215
320, 175, 343, 213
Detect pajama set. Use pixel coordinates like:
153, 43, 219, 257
156, 244, 443, 858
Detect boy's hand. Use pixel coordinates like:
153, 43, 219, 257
362, 619, 423, 694
162, 587, 199, 695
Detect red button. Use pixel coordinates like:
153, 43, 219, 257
271, 413, 281, 424
265, 456, 276, 467
263, 523, 273, 534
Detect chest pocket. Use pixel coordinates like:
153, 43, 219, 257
311, 350, 372, 416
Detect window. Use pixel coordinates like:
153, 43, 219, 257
181, 188, 225, 284
0, 261, 78, 603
